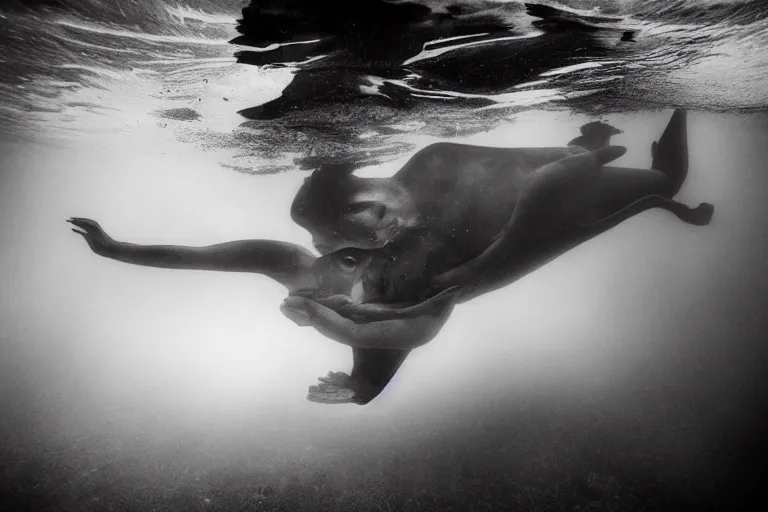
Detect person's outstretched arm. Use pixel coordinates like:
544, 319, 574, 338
67, 217, 316, 291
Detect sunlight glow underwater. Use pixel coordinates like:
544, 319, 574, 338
1, 111, 767, 468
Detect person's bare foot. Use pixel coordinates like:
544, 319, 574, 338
690, 202, 715, 226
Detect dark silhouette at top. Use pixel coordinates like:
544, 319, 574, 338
230, 1, 636, 120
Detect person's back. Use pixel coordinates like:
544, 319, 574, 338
394, 142, 582, 261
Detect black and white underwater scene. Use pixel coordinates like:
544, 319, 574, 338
2, 0, 768, 510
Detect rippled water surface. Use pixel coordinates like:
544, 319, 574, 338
2, 0, 768, 168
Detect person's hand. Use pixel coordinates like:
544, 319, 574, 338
293, 292, 354, 312
67, 217, 116, 257
279, 295, 317, 327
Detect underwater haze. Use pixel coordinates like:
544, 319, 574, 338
1, 0, 768, 510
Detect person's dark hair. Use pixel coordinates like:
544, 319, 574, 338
291, 162, 359, 225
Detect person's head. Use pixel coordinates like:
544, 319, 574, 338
293, 243, 436, 311
290, 163, 414, 254
305, 247, 380, 302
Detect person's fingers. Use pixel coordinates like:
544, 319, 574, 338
68, 218, 103, 233
279, 296, 314, 326
68, 218, 94, 232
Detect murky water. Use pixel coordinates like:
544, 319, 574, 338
1, 1, 767, 510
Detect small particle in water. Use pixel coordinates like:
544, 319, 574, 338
223, 97, 229, 101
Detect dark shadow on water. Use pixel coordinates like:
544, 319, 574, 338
228, 1, 640, 168
231, 1, 632, 110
